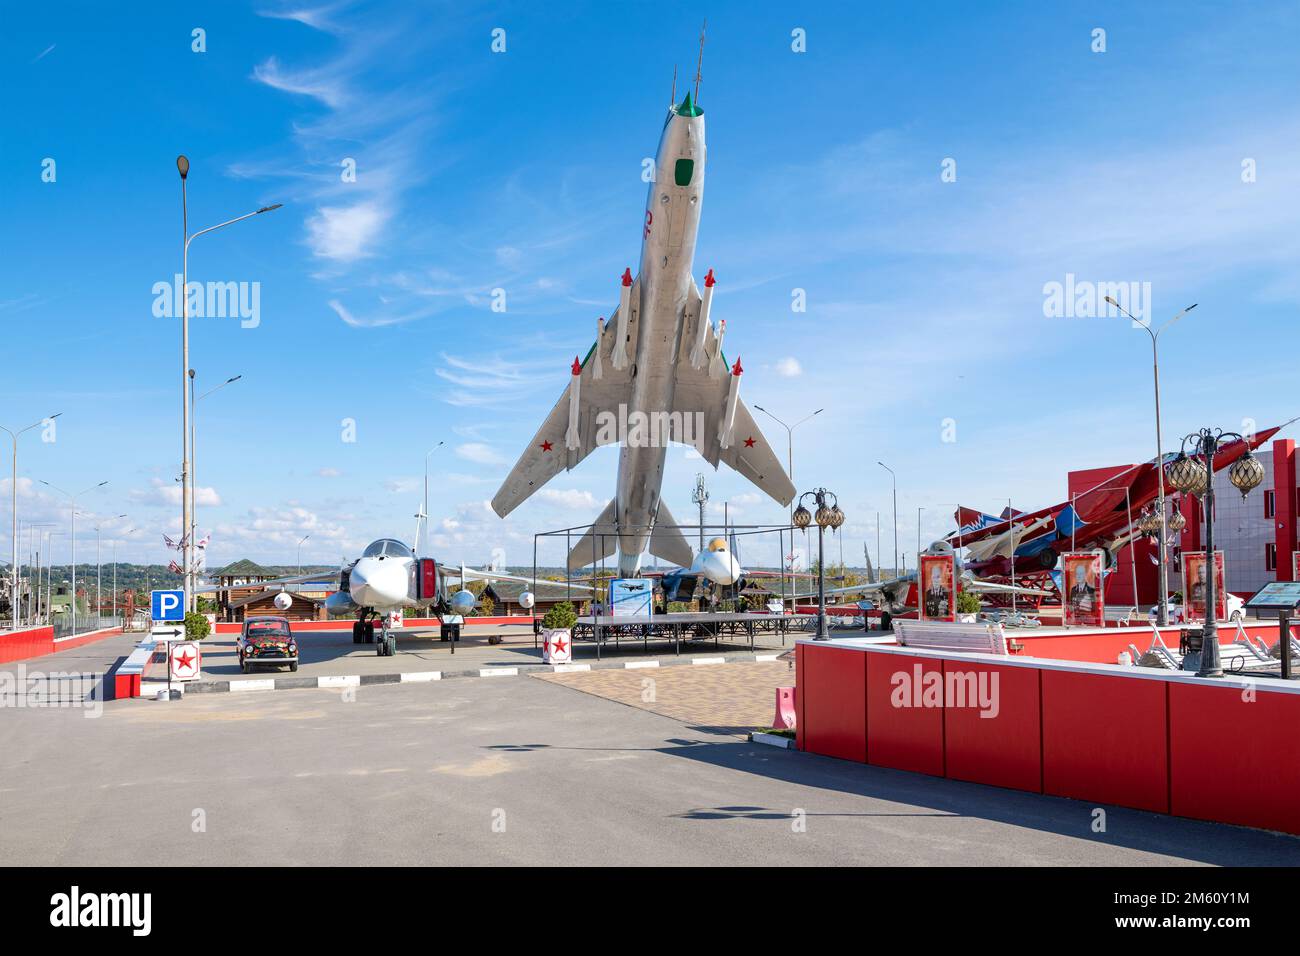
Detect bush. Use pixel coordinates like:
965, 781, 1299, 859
475, 595, 495, 617
184, 611, 211, 641
956, 591, 981, 615
542, 601, 577, 630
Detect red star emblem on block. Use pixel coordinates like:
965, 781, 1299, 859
174, 647, 196, 672
744, 436, 756, 447
542, 636, 551, 654
540, 440, 553, 452
552, 635, 568, 654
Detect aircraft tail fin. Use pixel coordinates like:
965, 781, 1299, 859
648, 500, 695, 568
567, 499, 619, 572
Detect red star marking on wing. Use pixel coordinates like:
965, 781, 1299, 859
744, 436, 756, 447
552, 635, 568, 654
540, 440, 553, 452
174, 647, 196, 672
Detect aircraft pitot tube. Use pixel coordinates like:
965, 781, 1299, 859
710, 319, 727, 378
593, 317, 605, 381
718, 356, 742, 449
611, 267, 632, 370
564, 356, 582, 450
689, 268, 716, 369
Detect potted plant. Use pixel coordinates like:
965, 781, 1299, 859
540, 601, 577, 664
955, 591, 981, 623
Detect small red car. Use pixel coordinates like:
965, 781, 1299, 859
238, 616, 299, 673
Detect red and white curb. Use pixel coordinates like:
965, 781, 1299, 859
181, 651, 791, 696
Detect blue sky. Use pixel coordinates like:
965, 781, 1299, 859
2, 1, 1298, 572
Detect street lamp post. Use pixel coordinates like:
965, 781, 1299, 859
1107, 296, 1196, 625
46, 530, 64, 624
297, 535, 310, 575
753, 406, 823, 522
177, 153, 281, 613
1165, 430, 1264, 677
420, 441, 444, 553
917, 506, 925, 563
90, 514, 127, 625
191, 371, 241, 595
878, 461, 898, 577
793, 488, 845, 640
39, 480, 107, 635
1, 414, 61, 628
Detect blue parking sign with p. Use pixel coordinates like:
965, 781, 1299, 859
152, 589, 185, 622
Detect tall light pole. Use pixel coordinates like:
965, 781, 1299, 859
88, 514, 127, 624
878, 461, 898, 577
419, 441, 444, 553
191, 371, 240, 592
39, 480, 107, 634
26, 522, 53, 623
113, 528, 138, 624
1, 413, 60, 628
1107, 296, 1196, 625
753, 405, 823, 522
917, 506, 925, 563
46, 530, 64, 624
177, 153, 281, 613
297, 534, 310, 575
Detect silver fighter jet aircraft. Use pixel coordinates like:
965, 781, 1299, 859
492, 78, 795, 576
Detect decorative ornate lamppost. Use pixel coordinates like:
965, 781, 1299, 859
1164, 430, 1265, 677
793, 488, 844, 640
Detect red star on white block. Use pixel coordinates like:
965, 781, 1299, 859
173, 646, 196, 674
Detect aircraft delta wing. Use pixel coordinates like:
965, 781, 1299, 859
491, 276, 793, 517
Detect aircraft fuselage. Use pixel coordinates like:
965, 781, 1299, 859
614, 100, 707, 575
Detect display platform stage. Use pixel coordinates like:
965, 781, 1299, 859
572, 611, 818, 658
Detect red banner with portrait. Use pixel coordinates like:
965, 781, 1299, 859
918, 553, 957, 622
1183, 550, 1226, 621
1062, 551, 1105, 627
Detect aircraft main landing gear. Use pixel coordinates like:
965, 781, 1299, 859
352, 613, 377, 644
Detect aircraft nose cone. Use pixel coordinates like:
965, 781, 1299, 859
350, 558, 407, 608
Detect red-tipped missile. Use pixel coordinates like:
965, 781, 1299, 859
690, 268, 716, 369
711, 318, 727, 377
593, 317, 605, 380
612, 268, 633, 370
565, 356, 582, 450
718, 354, 742, 449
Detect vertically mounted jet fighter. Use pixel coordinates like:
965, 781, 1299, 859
492, 61, 795, 575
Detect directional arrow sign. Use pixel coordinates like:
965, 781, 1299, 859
151, 627, 184, 639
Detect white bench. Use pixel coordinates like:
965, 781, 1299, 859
894, 619, 1009, 656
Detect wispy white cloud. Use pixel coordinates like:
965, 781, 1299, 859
456, 443, 508, 466
307, 202, 389, 261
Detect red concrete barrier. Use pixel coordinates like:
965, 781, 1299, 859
1041, 669, 1169, 813
865, 652, 943, 776
797, 639, 1300, 836
942, 659, 1042, 793
0, 626, 55, 664
0, 625, 122, 665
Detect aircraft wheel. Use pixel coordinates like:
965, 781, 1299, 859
351, 621, 361, 644
386, 636, 396, 656
364, 621, 376, 643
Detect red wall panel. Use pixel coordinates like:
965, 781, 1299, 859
1041, 670, 1169, 813
799, 645, 866, 761
942, 660, 1042, 793
0, 626, 55, 664
1169, 683, 1300, 835
865, 653, 944, 776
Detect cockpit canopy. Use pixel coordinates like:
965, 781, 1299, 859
362, 538, 413, 559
